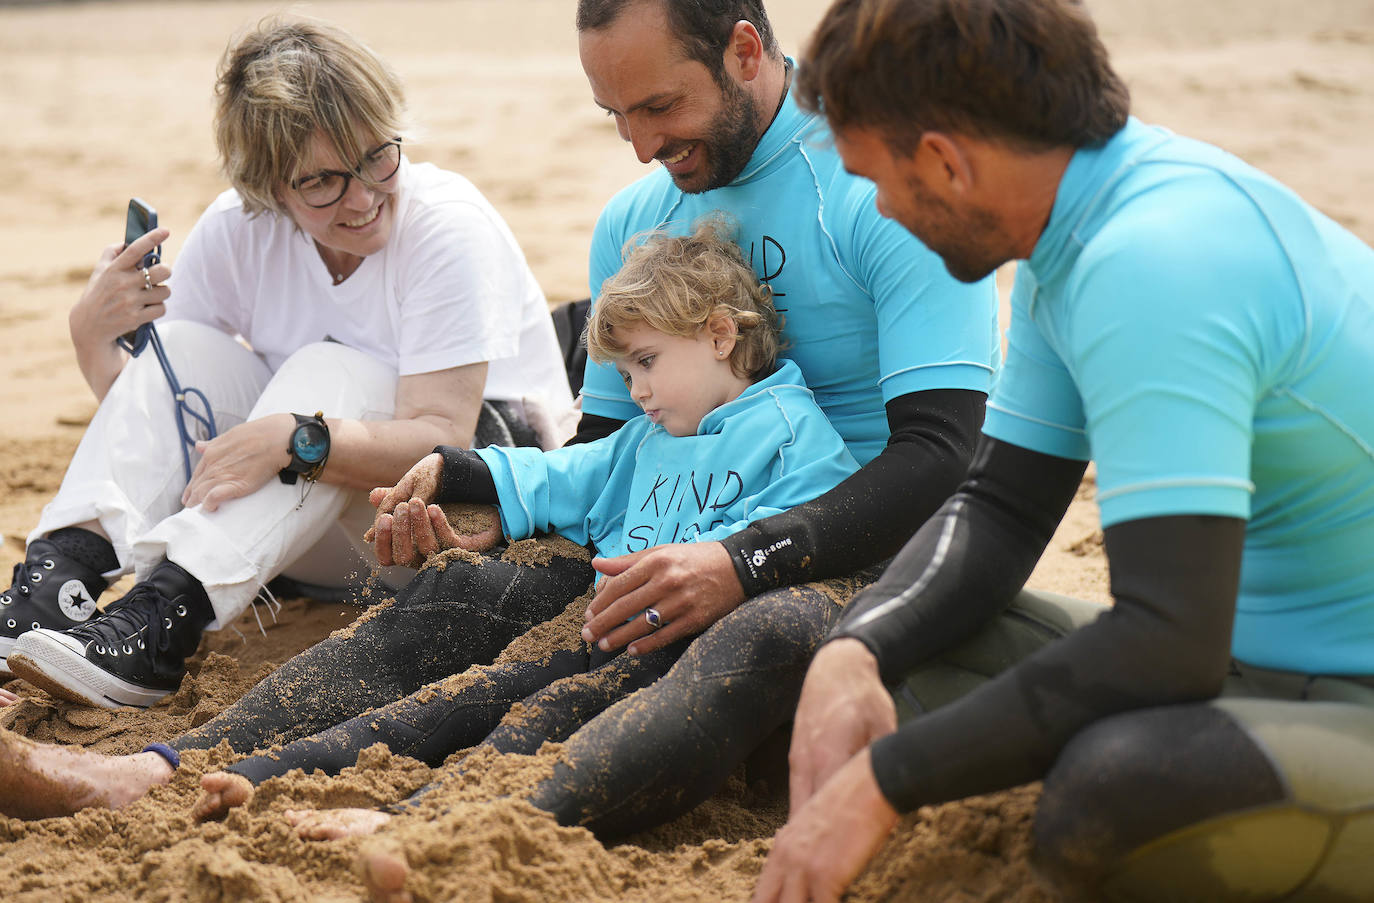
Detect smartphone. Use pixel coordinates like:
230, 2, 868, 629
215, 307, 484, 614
125, 198, 161, 268
118, 198, 160, 354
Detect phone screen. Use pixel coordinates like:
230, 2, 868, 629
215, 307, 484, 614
126, 198, 160, 268
119, 198, 161, 354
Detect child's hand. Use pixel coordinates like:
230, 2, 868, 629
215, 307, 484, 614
438, 502, 502, 552
366, 453, 444, 530
369, 499, 501, 567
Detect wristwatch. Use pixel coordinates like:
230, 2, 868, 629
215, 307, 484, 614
279, 412, 330, 484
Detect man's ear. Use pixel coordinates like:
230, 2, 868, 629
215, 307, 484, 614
918, 132, 975, 196
724, 20, 765, 82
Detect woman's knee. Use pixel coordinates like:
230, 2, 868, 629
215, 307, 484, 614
117, 320, 268, 415
255, 342, 397, 419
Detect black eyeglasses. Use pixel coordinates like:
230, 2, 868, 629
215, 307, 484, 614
290, 138, 403, 208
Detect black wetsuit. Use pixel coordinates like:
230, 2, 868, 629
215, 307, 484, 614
179, 388, 984, 837
831, 436, 1374, 897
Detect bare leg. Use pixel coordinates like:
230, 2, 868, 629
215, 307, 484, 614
0, 729, 173, 819
192, 771, 254, 822
359, 842, 414, 903
284, 807, 392, 840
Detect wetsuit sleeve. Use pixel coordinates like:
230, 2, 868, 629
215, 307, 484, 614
721, 388, 985, 595
829, 436, 1241, 810
566, 411, 626, 447
433, 446, 499, 505
829, 436, 1085, 680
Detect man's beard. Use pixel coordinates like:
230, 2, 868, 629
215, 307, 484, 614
902, 171, 1007, 283
674, 76, 764, 194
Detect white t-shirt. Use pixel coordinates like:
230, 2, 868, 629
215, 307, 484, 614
164, 159, 573, 411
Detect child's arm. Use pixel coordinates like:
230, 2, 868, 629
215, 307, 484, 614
475, 433, 628, 547
365, 448, 502, 565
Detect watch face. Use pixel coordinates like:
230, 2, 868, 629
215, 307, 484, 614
292, 422, 329, 464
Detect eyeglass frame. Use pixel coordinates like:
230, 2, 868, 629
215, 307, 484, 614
288, 138, 403, 208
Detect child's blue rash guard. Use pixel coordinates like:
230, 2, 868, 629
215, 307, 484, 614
581, 69, 1001, 466
984, 117, 1374, 674
477, 360, 860, 573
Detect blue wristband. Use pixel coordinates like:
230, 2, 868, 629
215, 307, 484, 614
141, 742, 181, 771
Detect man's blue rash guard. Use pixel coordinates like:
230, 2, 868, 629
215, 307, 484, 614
581, 71, 1000, 467
984, 117, 1374, 675
476, 360, 859, 568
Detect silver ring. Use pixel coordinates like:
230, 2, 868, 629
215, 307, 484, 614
142, 267, 153, 291
644, 607, 663, 629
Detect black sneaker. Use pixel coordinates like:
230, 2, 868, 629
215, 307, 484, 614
7, 562, 213, 709
0, 538, 108, 671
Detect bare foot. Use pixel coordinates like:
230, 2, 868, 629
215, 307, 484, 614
360, 843, 413, 903
284, 806, 393, 840
0, 728, 174, 819
192, 771, 254, 822
0, 688, 20, 706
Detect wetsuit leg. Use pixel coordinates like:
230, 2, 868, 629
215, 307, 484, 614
891, 588, 1108, 720
480, 640, 689, 756
526, 569, 878, 838
225, 647, 594, 785
173, 548, 592, 754
1035, 696, 1374, 902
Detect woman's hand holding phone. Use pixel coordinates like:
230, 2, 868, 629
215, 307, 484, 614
69, 224, 173, 400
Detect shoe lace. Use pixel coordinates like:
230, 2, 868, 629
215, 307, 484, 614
1, 563, 21, 606
67, 584, 184, 655
2, 557, 57, 607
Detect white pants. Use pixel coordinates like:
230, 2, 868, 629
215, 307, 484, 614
31, 321, 407, 628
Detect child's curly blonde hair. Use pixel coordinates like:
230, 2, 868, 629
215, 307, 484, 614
585, 216, 781, 381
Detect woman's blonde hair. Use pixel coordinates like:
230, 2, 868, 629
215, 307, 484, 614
586, 216, 781, 381
214, 17, 409, 217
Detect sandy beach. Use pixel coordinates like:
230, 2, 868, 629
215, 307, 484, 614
1, 0, 1371, 899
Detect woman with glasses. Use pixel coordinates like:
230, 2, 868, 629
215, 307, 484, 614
0, 17, 576, 711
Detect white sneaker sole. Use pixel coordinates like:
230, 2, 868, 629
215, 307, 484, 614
0, 635, 16, 676
7, 629, 171, 709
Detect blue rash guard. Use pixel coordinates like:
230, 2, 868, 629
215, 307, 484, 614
581, 72, 1000, 466
984, 117, 1374, 675
476, 360, 859, 567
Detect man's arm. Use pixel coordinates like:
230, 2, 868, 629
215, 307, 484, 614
723, 387, 985, 596
867, 512, 1242, 808
582, 388, 985, 655
758, 445, 1243, 901
786, 435, 1085, 802
566, 411, 625, 446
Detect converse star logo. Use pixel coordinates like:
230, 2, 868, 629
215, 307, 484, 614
57, 579, 98, 622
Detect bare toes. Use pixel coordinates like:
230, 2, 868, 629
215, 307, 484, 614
361, 844, 413, 903
193, 772, 253, 821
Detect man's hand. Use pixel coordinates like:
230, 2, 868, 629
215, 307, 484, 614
182, 413, 294, 512
788, 638, 896, 814
369, 499, 501, 567
582, 542, 744, 655
752, 748, 899, 903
